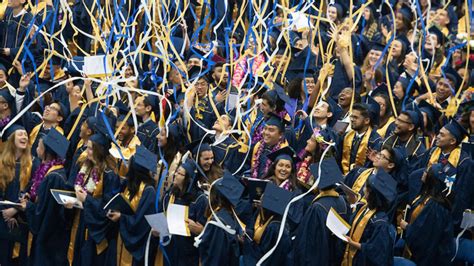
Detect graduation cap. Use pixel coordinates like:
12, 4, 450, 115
441, 66, 462, 92
114, 100, 130, 116
266, 83, 291, 105
395, 34, 411, 54
261, 182, 293, 216
188, 65, 211, 83
133, 145, 158, 173
267, 146, 300, 164
265, 112, 289, 131
0, 89, 14, 107
85, 116, 98, 132
404, 104, 423, 130
43, 128, 70, 159
0, 63, 7, 74
368, 168, 397, 204
459, 100, 474, 113
370, 41, 386, 52
309, 157, 343, 190
1, 124, 24, 142
398, 3, 414, 22
391, 147, 407, 171
329, 2, 347, 20
427, 25, 446, 46
169, 37, 186, 59
89, 132, 111, 150
371, 83, 389, 97
366, 96, 380, 126
430, 163, 457, 186
54, 101, 70, 120
295, 68, 316, 79
443, 119, 468, 144
185, 136, 213, 157
215, 171, 245, 207
143, 94, 159, 113
418, 100, 442, 125
245, 178, 270, 201
117, 114, 134, 127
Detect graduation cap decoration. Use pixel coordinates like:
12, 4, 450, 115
309, 157, 343, 190
133, 145, 158, 173
261, 182, 293, 216
443, 119, 468, 144
368, 168, 397, 204
1, 124, 24, 142
43, 128, 70, 159
215, 171, 245, 207
267, 146, 301, 164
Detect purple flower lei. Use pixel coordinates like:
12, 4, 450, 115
29, 158, 65, 201
0, 116, 10, 128
75, 168, 99, 194
251, 138, 285, 179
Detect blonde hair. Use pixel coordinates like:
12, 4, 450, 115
0, 132, 32, 191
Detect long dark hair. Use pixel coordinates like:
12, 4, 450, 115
420, 166, 451, 210
170, 164, 194, 202
264, 158, 298, 189
366, 182, 390, 211
126, 156, 156, 200
287, 78, 304, 100
206, 182, 233, 217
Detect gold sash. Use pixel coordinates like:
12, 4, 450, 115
117, 183, 146, 266
253, 212, 274, 245
342, 206, 377, 266
403, 196, 431, 258
351, 168, 374, 196
428, 147, 461, 169
341, 128, 373, 175
312, 189, 340, 204
29, 123, 64, 146
376, 116, 395, 139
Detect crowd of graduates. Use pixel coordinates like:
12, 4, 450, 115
0, 0, 474, 265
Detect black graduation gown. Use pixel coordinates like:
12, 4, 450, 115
160, 189, 208, 266
404, 198, 454, 266
25, 166, 70, 266
0, 8, 33, 61
0, 162, 29, 266
73, 170, 121, 266
188, 95, 217, 142
349, 210, 394, 266
198, 208, 241, 266
328, 60, 363, 102
137, 119, 159, 151
293, 194, 349, 266
212, 136, 244, 173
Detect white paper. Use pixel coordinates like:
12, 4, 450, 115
326, 207, 351, 242
59, 194, 77, 204
167, 204, 190, 237
83, 55, 112, 77
145, 213, 170, 242
291, 12, 310, 31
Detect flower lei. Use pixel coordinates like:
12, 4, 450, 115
279, 179, 293, 191
29, 158, 65, 201
75, 167, 100, 194
313, 128, 329, 150
251, 138, 285, 179
0, 116, 10, 128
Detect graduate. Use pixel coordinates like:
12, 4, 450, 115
186, 137, 224, 184
242, 183, 293, 266
342, 169, 397, 266
0, 88, 15, 131
112, 114, 141, 177
338, 102, 381, 175
211, 113, 245, 174
293, 158, 349, 266
264, 146, 300, 192
416, 119, 474, 232
251, 113, 289, 179
135, 94, 160, 151
197, 173, 243, 266
399, 163, 454, 266
20, 128, 70, 266
373, 92, 396, 139
418, 100, 442, 149
0, 125, 32, 266
158, 160, 208, 266
107, 145, 157, 266
68, 126, 121, 266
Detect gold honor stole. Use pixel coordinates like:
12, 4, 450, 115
29, 123, 64, 146
117, 183, 146, 266
351, 168, 374, 197
311, 189, 340, 204
253, 211, 274, 245
403, 196, 431, 258
428, 147, 461, 169
341, 128, 373, 175
342, 205, 377, 266
376, 116, 395, 139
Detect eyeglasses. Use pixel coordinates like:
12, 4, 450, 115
396, 117, 412, 125
376, 152, 392, 162
46, 104, 61, 113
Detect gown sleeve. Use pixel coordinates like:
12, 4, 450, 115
359, 218, 394, 266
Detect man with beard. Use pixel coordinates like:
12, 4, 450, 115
112, 114, 141, 177
135, 94, 159, 150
